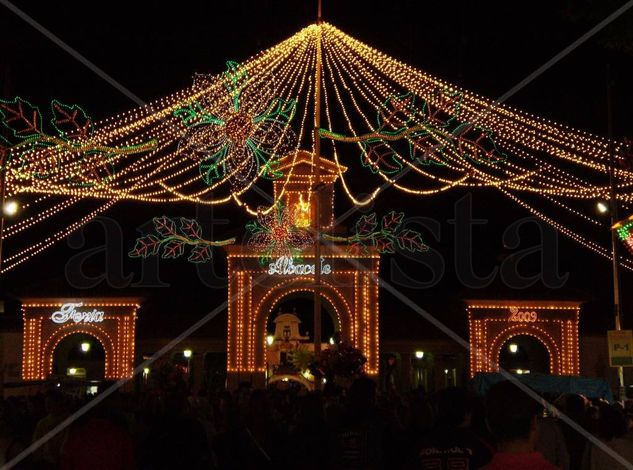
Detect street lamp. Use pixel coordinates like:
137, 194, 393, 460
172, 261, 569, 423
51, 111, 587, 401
80, 342, 90, 353
414, 350, 425, 359
183, 349, 192, 358
508, 343, 518, 354
266, 335, 274, 346
2, 199, 19, 217
597, 201, 609, 214
68, 367, 77, 376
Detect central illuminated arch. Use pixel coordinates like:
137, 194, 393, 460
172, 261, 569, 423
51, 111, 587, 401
225, 246, 380, 388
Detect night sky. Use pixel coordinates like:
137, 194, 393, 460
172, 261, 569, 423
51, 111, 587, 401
1, 1, 632, 341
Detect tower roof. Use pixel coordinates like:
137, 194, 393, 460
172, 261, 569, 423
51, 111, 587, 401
276, 150, 347, 181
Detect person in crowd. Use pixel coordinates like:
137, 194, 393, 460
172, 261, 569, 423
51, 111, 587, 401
61, 393, 135, 470
483, 380, 558, 470
31, 390, 70, 468
406, 387, 492, 469
557, 394, 590, 470
535, 403, 569, 470
139, 391, 212, 469
582, 403, 633, 469
329, 376, 389, 470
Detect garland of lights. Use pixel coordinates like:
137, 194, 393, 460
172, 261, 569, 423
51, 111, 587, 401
319, 90, 506, 175
129, 216, 235, 263
2, 23, 633, 274
0, 98, 157, 187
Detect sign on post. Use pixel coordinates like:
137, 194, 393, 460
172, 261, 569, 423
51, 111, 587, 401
607, 330, 633, 367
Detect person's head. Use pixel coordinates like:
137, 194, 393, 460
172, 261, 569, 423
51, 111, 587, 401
44, 389, 66, 415
597, 404, 627, 441
348, 376, 376, 410
435, 387, 473, 428
486, 381, 542, 449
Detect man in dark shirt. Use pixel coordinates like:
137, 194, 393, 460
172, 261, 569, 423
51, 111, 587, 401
408, 387, 492, 469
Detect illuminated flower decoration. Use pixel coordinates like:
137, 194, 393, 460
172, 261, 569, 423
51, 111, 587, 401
614, 218, 633, 256
246, 203, 313, 263
174, 61, 297, 192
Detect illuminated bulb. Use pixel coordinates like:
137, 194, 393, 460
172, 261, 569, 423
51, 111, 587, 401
516, 369, 524, 375
2, 199, 19, 217
266, 335, 274, 346
80, 342, 90, 353
143, 367, 150, 375
68, 367, 77, 376
282, 377, 289, 382
183, 349, 192, 358
508, 343, 518, 354
596, 201, 609, 214
414, 350, 424, 359
444, 369, 449, 374
329, 337, 335, 345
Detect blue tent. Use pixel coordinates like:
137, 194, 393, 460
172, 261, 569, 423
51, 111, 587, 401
471, 373, 613, 402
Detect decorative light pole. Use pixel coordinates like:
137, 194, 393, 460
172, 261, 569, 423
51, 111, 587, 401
607, 65, 625, 395
312, 0, 323, 388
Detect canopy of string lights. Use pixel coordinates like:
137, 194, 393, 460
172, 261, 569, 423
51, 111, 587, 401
1, 22, 633, 272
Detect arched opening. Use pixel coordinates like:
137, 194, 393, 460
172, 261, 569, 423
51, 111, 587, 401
51, 333, 106, 380
499, 334, 550, 374
264, 290, 340, 382
266, 291, 339, 343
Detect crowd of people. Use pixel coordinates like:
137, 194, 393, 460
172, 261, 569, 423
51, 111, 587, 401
0, 377, 632, 469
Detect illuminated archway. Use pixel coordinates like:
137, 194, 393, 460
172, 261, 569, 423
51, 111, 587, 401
226, 246, 380, 388
22, 299, 139, 380
467, 300, 580, 377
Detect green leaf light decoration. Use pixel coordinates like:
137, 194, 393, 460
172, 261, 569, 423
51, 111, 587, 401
129, 216, 235, 263
0, 97, 157, 187
323, 211, 428, 255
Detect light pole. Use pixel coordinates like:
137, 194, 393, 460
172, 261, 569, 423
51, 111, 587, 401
607, 65, 625, 396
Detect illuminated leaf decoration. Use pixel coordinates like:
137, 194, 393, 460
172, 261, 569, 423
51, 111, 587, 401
0, 97, 43, 139
174, 60, 297, 192
246, 203, 313, 265
0, 97, 156, 187
355, 213, 377, 235
50, 100, 93, 139
325, 211, 428, 255
129, 216, 235, 264
319, 87, 506, 173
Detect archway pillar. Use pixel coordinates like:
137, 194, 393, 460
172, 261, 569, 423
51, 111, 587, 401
226, 246, 380, 389
466, 300, 581, 377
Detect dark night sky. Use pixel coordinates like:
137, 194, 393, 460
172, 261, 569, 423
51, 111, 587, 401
1, 0, 633, 341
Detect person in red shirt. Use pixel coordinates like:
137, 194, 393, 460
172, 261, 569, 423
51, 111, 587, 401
483, 381, 558, 470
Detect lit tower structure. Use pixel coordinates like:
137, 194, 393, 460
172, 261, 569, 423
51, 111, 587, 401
225, 149, 380, 389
